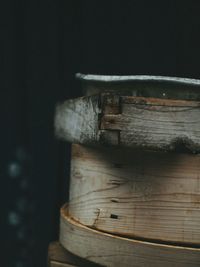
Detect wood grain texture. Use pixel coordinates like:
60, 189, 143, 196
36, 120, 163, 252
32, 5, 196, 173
69, 144, 200, 245
60, 205, 200, 267
55, 94, 200, 152
101, 96, 200, 152
55, 95, 100, 144
48, 242, 100, 267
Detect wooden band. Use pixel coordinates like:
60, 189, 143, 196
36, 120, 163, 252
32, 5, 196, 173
69, 144, 200, 245
55, 94, 200, 153
60, 205, 200, 267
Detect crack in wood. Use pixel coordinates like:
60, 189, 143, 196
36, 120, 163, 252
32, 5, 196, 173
92, 208, 101, 228
110, 198, 119, 203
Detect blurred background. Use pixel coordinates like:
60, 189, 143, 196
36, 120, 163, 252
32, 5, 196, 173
1, 1, 200, 266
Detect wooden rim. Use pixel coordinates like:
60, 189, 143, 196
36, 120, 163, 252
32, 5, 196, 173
76, 73, 200, 86
60, 205, 200, 267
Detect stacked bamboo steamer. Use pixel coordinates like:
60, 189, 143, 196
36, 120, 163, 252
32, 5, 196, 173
55, 74, 200, 267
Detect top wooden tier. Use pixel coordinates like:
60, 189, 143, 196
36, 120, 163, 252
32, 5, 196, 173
77, 73, 200, 99
55, 74, 200, 153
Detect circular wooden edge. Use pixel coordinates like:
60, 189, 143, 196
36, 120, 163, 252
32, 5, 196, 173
76, 73, 200, 86
60, 205, 200, 267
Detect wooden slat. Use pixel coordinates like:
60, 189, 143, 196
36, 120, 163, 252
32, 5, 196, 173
55, 94, 200, 153
69, 144, 200, 245
60, 205, 200, 267
101, 96, 200, 152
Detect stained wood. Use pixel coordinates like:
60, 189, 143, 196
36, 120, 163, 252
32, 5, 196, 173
60, 205, 200, 267
55, 95, 100, 145
55, 94, 200, 153
69, 144, 200, 245
48, 242, 100, 267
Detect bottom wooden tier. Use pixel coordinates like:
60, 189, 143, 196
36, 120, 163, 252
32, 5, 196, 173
48, 242, 100, 267
60, 205, 200, 267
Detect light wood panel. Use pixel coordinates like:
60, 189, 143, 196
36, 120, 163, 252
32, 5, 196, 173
69, 144, 200, 245
55, 94, 200, 153
60, 205, 200, 267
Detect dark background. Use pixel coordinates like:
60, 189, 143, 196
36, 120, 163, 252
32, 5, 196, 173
1, 1, 200, 266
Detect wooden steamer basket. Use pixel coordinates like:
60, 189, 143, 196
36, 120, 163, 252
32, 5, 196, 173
55, 74, 200, 266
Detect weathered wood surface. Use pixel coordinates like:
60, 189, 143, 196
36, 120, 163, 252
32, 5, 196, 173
60, 205, 200, 267
76, 73, 200, 85
48, 242, 100, 267
69, 144, 200, 245
55, 94, 200, 153
55, 95, 100, 145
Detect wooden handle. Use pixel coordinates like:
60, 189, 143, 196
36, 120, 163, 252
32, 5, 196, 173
55, 94, 200, 153
60, 205, 200, 267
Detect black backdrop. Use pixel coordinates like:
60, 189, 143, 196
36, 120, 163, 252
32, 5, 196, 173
1, 1, 200, 267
